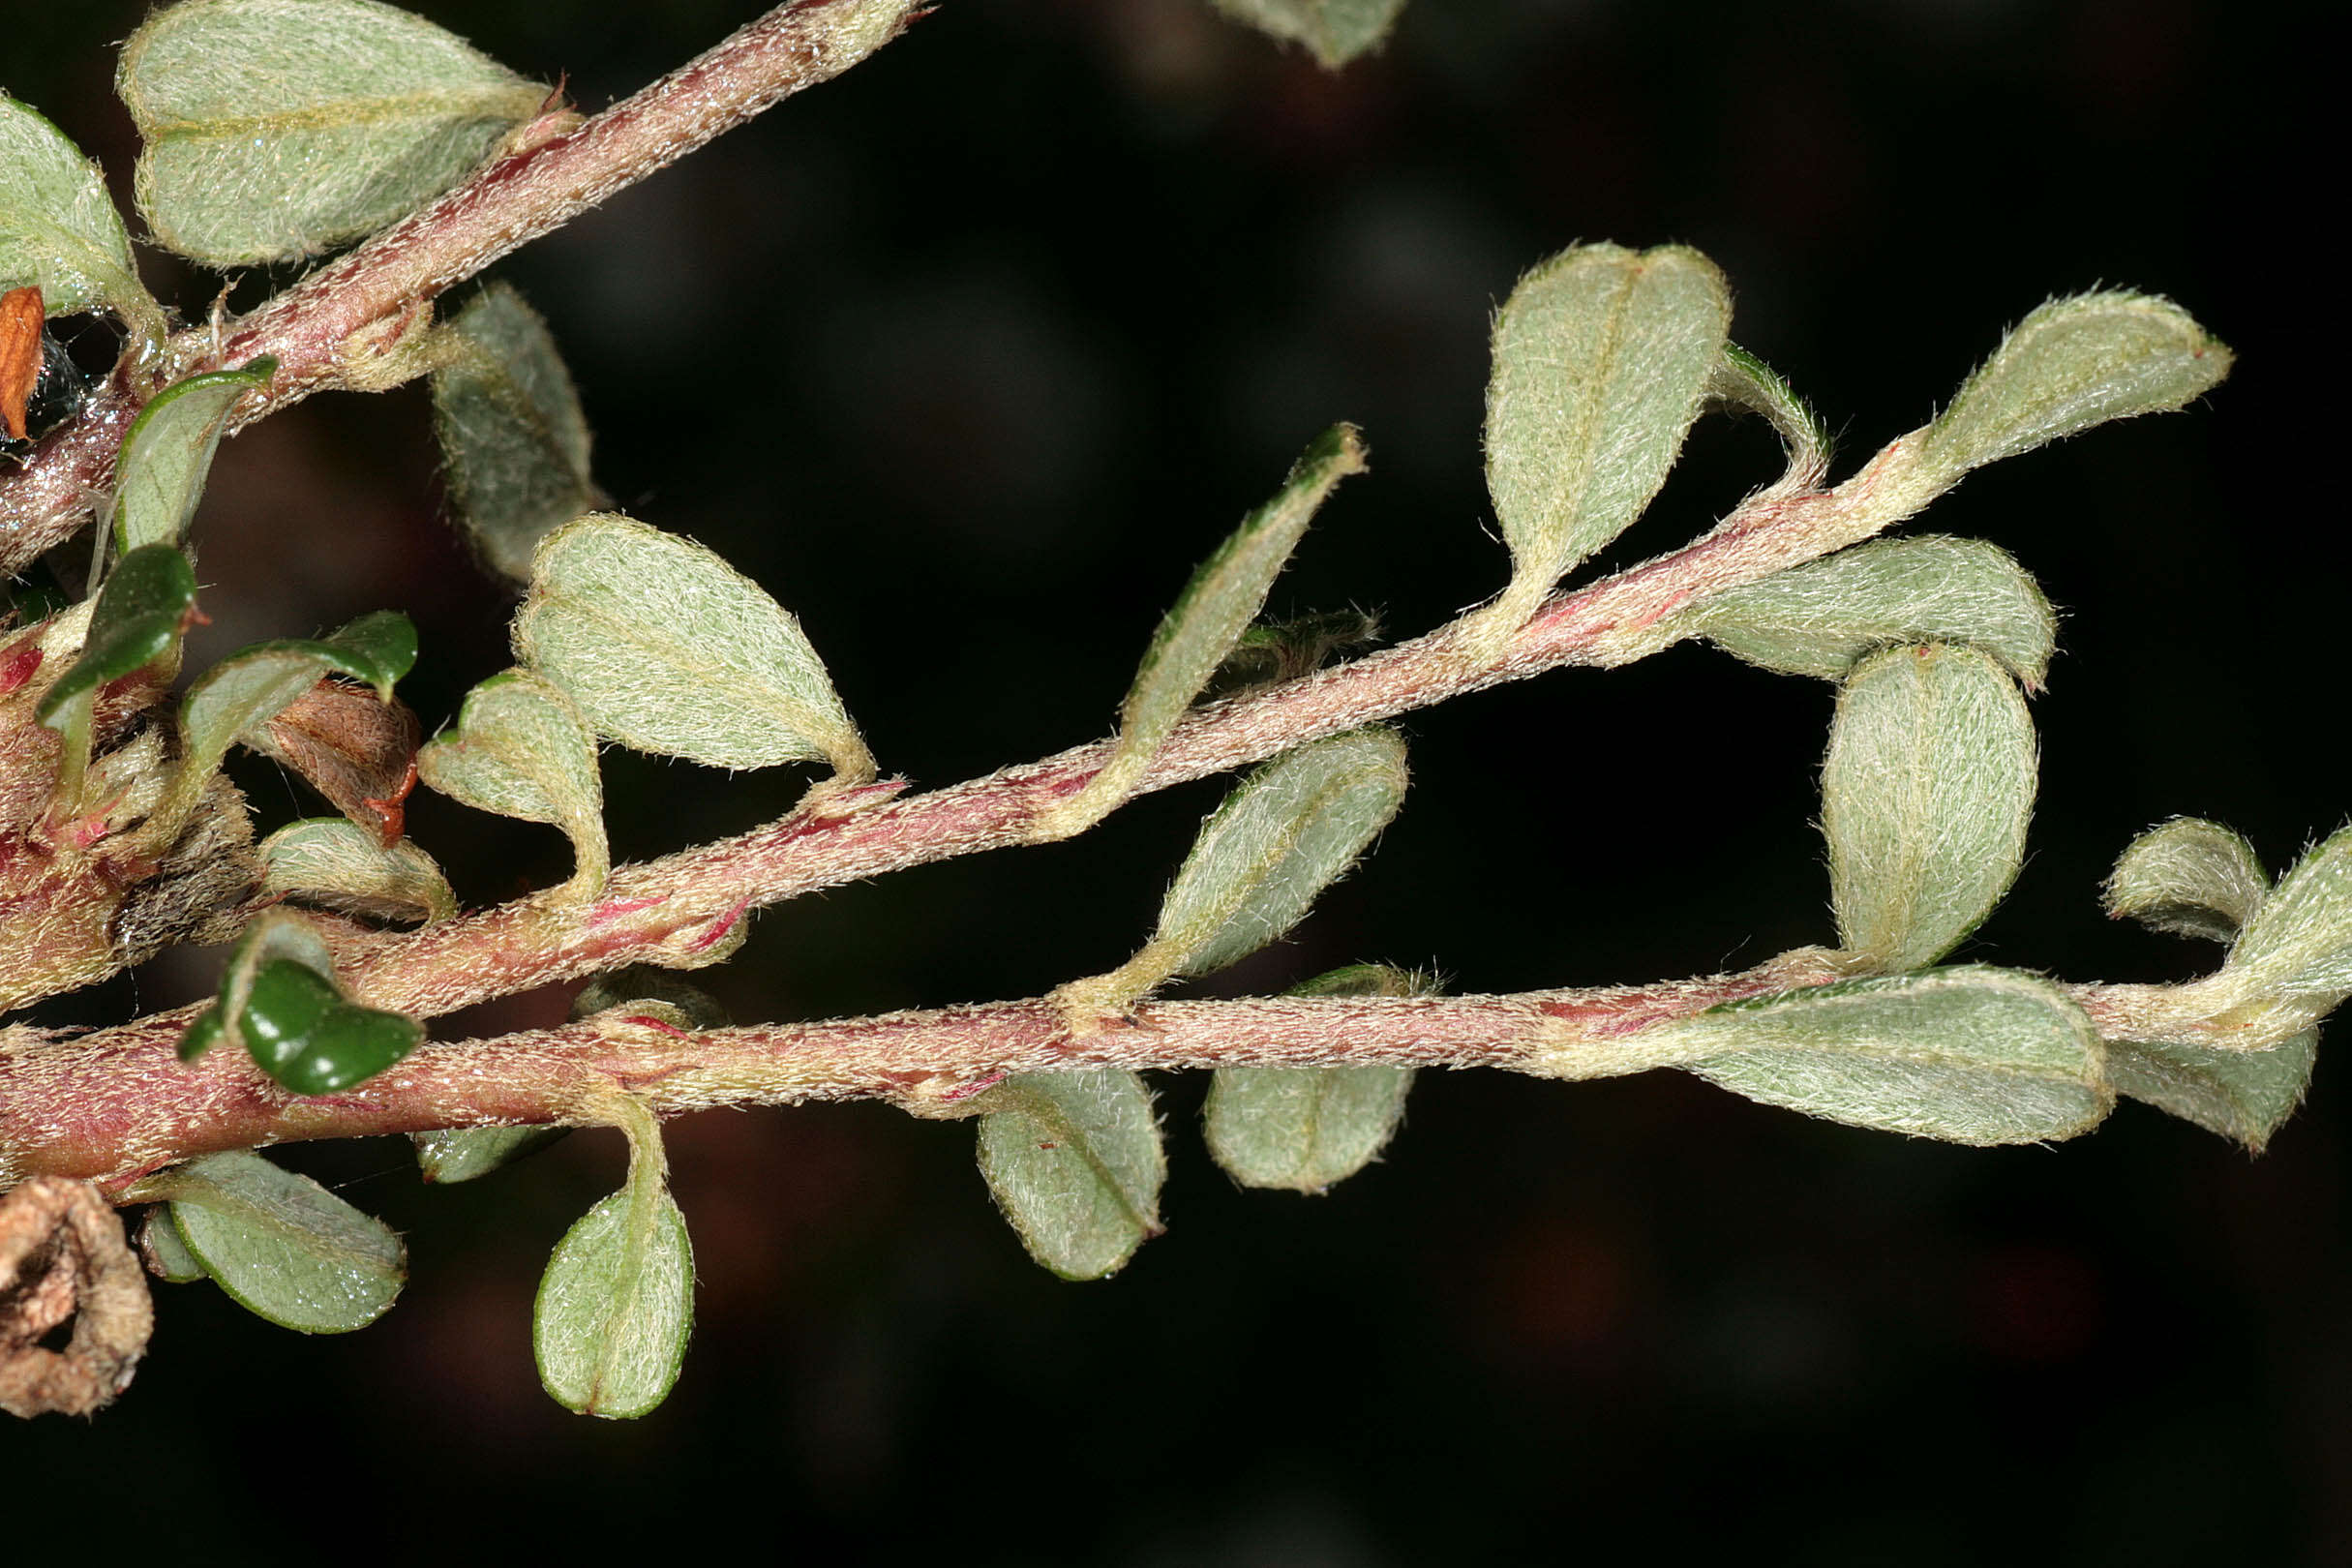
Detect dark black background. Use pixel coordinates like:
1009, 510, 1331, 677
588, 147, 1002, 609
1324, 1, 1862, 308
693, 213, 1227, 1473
4, 1, 2336, 1561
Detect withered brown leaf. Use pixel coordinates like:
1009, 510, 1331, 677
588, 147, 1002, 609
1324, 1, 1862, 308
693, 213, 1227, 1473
1, 1177, 154, 1419
0, 286, 43, 443
261, 678, 423, 846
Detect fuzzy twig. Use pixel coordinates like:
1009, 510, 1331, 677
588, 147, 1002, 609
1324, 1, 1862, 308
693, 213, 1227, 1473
0, 0, 925, 573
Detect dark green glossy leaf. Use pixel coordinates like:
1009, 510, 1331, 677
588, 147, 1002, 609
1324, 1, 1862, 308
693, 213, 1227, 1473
238, 957, 425, 1095
34, 544, 196, 725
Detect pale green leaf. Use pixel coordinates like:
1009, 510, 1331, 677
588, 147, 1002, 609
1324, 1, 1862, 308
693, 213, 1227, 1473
2105, 1029, 2316, 1153
1663, 967, 2111, 1145
534, 1188, 694, 1419
0, 95, 162, 338
1824, 644, 2035, 972
977, 1069, 1164, 1281
1918, 291, 2231, 482
110, 360, 276, 556
515, 514, 871, 779
1208, 0, 1407, 67
415, 669, 608, 896
136, 1207, 207, 1283
2104, 817, 2270, 944
534, 1097, 692, 1418
1690, 536, 2056, 688
1706, 342, 1828, 492
2219, 825, 2352, 1001
413, 1125, 570, 1184
1484, 244, 1730, 609
431, 284, 600, 581
119, 0, 545, 265
259, 817, 456, 925
1204, 963, 1428, 1193
1056, 425, 1367, 829
1162, 728, 1408, 977
1206, 1068, 1413, 1191
150, 1150, 405, 1332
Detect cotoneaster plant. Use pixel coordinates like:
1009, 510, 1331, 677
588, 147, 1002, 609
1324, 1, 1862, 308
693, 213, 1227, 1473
1, 0, 2337, 1423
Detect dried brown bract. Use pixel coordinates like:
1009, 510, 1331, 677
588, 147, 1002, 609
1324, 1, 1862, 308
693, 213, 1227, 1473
0, 1177, 154, 1418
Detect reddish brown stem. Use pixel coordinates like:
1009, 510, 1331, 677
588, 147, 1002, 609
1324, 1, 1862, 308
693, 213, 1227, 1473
0, 0, 923, 573
3, 954, 1854, 1191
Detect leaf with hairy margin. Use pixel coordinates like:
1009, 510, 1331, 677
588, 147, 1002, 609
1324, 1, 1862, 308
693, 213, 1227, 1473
1209, 0, 1407, 67
1661, 967, 2111, 1146
977, 1070, 1164, 1281
0, 95, 163, 339
119, 0, 546, 265
109, 360, 276, 555
1917, 291, 2231, 482
236, 957, 426, 1096
1057, 425, 1367, 828
1483, 244, 1729, 610
177, 907, 334, 1063
1205, 963, 1427, 1192
413, 1126, 571, 1184
416, 669, 608, 896
259, 817, 456, 925
1824, 644, 2035, 973
1161, 728, 1409, 978
516, 514, 871, 779
2104, 818, 2270, 944
2216, 825, 2352, 1003
2104, 1030, 2316, 1153
1706, 343, 1829, 492
534, 1099, 692, 1419
147, 1150, 405, 1333
431, 284, 601, 581
1690, 536, 2056, 689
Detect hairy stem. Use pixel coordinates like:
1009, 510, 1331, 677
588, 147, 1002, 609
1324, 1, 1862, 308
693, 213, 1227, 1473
0, 0, 925, 573
8, 952, 1854, 1190
340, 442, 1934, 1020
